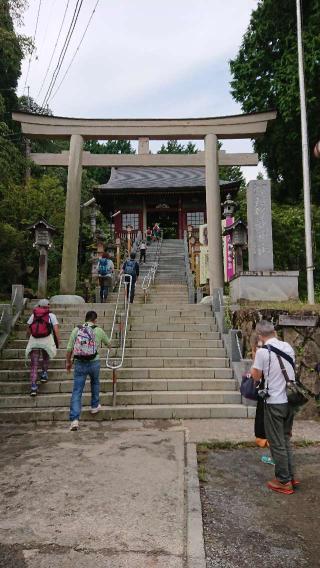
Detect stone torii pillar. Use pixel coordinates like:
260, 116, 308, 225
60, 134, 83, 294
205, 133, 224, 293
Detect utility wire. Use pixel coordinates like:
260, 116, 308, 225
36, 0, 71, 99
40, 0, 84, 110
50, 0, 100, 102
23, 0, 43, 93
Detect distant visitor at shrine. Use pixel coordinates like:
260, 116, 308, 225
94, 166, 240, 239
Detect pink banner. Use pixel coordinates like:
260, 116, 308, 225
223, 217, 235, 282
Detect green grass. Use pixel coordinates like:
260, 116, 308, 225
237, 300, 320, 312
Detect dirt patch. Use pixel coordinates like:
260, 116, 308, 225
198, 445, 320, 568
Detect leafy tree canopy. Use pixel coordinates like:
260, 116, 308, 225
230, 0, 320, 203
158, 140, 198, 154
83, 139, 135, 185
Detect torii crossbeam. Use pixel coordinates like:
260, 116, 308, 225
13, 110, 276, 296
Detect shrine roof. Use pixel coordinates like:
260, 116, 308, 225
95, 167, 240, 192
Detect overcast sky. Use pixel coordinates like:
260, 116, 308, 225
17, 0, 262, 179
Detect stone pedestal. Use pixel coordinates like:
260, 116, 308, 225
229, 271, 299, 302
50, 294, 85, 305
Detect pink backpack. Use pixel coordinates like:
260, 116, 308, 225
73, 325, 97, 360
29, 307, 51, 338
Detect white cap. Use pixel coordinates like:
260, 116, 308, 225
38, 299, 50, 307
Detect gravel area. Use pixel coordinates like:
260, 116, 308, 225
199, 444, 320, 568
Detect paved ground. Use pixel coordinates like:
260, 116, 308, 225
0, 423, 185, 568
1, 419, 320, 568
182, 417, 320, 443
199, 445, 320, 568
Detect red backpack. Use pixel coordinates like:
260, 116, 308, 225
29, 306, 51, 338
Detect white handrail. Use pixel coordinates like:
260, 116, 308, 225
140, 232, 163, 303
105, 274, 132, 405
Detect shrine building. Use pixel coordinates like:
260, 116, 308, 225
94, 166, 240, 239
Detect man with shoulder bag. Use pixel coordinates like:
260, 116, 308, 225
251, 320, 299, 495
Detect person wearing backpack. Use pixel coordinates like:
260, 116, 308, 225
66, 310, 110, 431
97, 252, 114, 303
139, 240, 147, 263
121, 252, 139, 303
251, 320, 297, 495
26, 299, 60, 397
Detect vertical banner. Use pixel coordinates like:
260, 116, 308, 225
199, 224, 209, 285
222, 218, 235, 282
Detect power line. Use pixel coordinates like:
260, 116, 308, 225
40, 0, 84, 110
23, 0, 43, 93
36, 0, 71, 99
50, 0, 100, 102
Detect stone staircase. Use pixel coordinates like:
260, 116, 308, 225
0, 239, 249, 422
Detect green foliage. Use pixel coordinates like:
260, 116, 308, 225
84, 139, 135, 185
271, 202, 320, 297
158, 140, 198, 154
230, 0, 320, 203
0, 174, 66, 292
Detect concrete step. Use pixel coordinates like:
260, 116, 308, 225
129, 323, 217, 332
0, 403, 250, 422
0, 356, 229, 370
0, 378, 237, 394
14, 330, 220, 340
25, 306, 212, 317
0, 390, 241, 408
0, 367, 233, 381
8, 338, 223, 349
2, 347, 227, 359
28, 314, 214, 325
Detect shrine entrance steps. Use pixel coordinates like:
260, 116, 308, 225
0, 307, 248, 422
0, 240, 249, 422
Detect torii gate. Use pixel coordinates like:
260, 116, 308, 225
13, 110, 276, 296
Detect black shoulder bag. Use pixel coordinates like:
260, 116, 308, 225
262, 345, 311, 408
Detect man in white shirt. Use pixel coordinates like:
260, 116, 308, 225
251, 320, 297, 495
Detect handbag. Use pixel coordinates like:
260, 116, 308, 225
240, 373, 259, 401
275, 353, 310, 408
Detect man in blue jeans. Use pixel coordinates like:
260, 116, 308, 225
66, 310, 110, 431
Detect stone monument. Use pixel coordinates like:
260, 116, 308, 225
229, 180, 299, 302
247, 180, 273, 271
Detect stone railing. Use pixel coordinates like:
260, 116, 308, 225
0, 285, 27, 352
212, 288, 253, 403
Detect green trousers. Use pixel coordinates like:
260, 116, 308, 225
264, 403, 295, 483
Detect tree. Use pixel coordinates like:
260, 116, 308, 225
84, 139, 135, 185
230, 0, 320, 203
0, 174, 66, 292
158, 140, 198, 154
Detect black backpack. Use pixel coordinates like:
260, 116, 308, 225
124, 259, 136, 276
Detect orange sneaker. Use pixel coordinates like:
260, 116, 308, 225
267, 478, 294, 495
292, 479, 301, 488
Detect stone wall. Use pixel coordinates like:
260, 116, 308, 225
232, 308, 320, 418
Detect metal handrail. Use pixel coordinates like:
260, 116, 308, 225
106, 274, 132, 406
141, 232, 163, 303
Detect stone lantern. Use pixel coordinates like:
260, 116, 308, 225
222, 193, 237, 219
223, 219, 247, 274
27, 218, 57, 297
